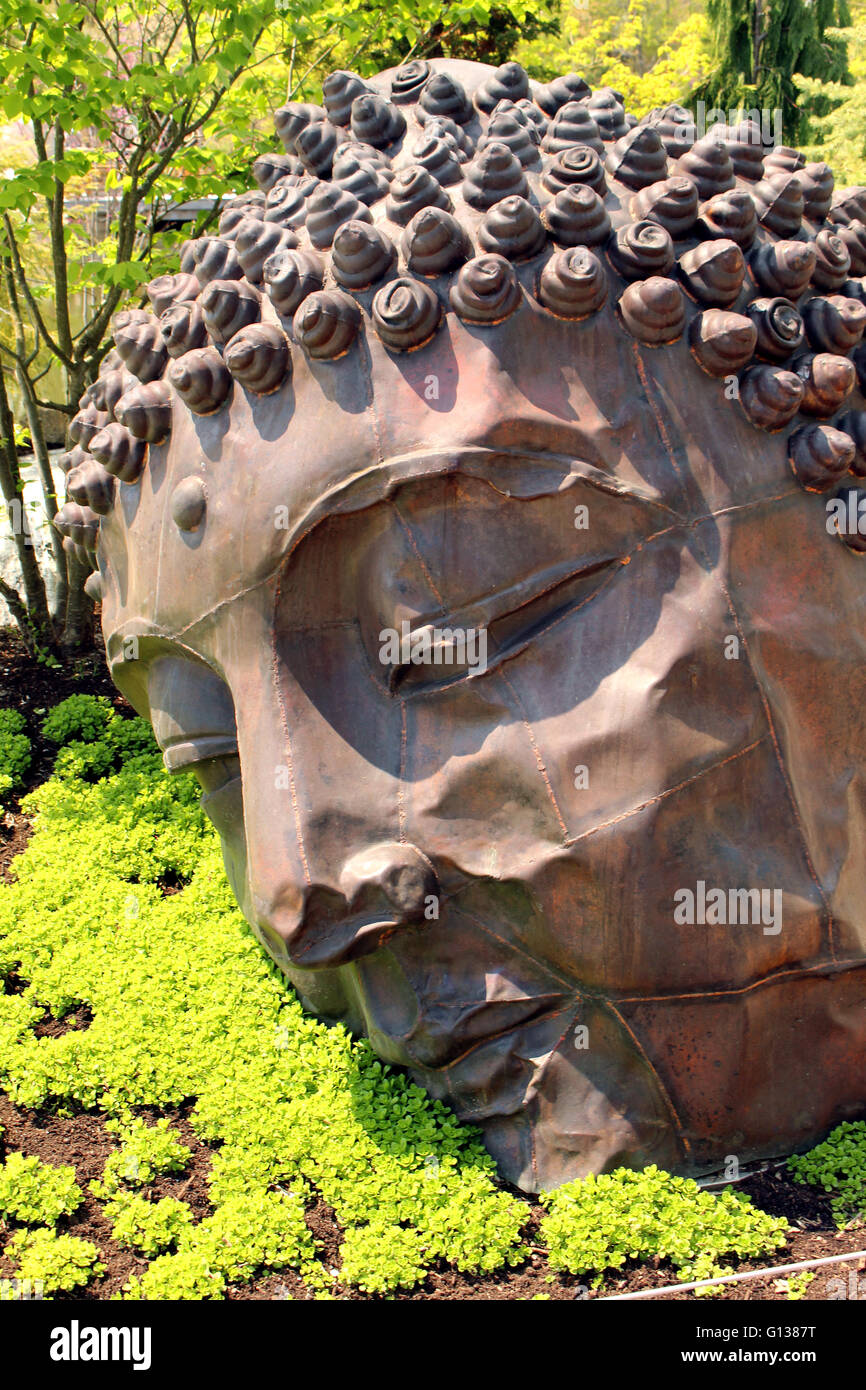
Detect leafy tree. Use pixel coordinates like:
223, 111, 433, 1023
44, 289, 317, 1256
694, 0, 851, 143
0, 0, 550, 655
426, 1, 561, 66
0, 0, 293, 653
517, 0, 714, 115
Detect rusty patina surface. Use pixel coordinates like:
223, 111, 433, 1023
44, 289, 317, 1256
58, 59, 866, 1190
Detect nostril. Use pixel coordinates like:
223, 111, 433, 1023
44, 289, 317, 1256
258, 844, 440, 970
339, 842, 439, 924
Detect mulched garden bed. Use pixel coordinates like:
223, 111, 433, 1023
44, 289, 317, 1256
0, 628, 129, 882
0, 628, 863, 1301
1, 1090, 863, 1300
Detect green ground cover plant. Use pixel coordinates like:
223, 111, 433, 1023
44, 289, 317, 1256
787, 1120, 866, 1226
539, 1168, 789, 1286
104, 1193, 194, 1258
0, 1151, 82, 1225
0, 693, 841, 1300
3, 1226, 103, 1295
92, 1118, 192, 1195
0, 708, 31, 799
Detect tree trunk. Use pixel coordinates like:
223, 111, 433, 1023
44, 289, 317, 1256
60, 549, 94, 653
16, 367, 68, 625
0, 371, 56, 653
752, 0, 763, 84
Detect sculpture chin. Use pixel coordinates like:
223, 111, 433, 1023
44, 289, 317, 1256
268, 915, 685, 1195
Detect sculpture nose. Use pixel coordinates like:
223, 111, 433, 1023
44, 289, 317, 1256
265, 842, 439, 968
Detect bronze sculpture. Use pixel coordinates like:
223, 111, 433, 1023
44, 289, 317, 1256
56, 59, 866, 1191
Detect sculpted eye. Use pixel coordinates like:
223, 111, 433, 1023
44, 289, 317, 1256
381, 554, 622, 694
381, 620, 489, 693
147, 657, 239, 774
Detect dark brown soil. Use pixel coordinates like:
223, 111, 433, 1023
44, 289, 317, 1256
0, 809, 33, 884
0, 1095, 215, 1300
32, 1004, 94, 1039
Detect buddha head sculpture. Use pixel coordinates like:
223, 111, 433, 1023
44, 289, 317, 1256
57, 58, 866, 1191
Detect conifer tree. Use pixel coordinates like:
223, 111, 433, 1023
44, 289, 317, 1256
695, 0, 851, 142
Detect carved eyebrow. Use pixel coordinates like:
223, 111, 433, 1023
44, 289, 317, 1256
285, 446, 685, 555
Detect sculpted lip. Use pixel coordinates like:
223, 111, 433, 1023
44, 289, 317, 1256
369, 989, 576, 1073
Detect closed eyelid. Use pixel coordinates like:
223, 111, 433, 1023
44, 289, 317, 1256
385, 553, 624, 694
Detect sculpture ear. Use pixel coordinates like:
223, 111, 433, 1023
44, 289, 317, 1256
146, 657, 238, 772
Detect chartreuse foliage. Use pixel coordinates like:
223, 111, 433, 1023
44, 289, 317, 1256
104, 1193, 195, 1259
0, 708, 31, 799
41, 695, 157, 782
0, 1151, 82, 1225
0, 695, 799, 1298
518, 0, 714, 116
539, 1168, 788, 1287
91, 1118, 192, 1195
4, 1227, 104, 1296
0, 697, 527, 1296
787, 1120, 866, 1226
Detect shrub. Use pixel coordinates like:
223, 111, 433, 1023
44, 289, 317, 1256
93, 1119, 191, 1197
187, 1190, 313, 1281
53, 739, 118, 783
776, 1270, 815, 1299
41, 695, 114, 746
0, 709, 31, 799
41, 695, 160, 784
123, 1249, 224, 1301
788, 1121, 866, 1226
0, 1151, 82, 1225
